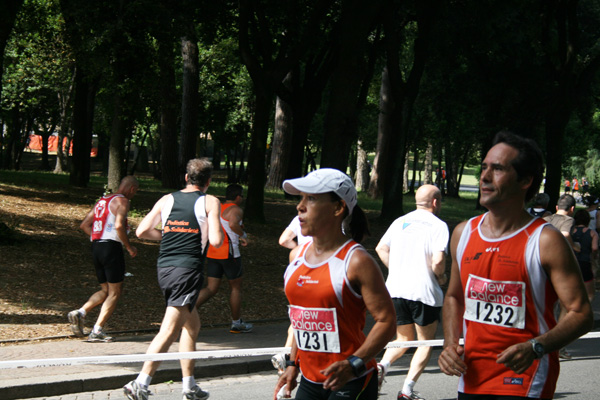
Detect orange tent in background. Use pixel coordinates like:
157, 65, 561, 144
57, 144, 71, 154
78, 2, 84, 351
27, 135, 97, 157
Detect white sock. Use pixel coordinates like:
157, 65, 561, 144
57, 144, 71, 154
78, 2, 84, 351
93, 324, 102, 333
381, 360, 391, 372
182, 376, 196, 391
402, 379, 416, 395
136, 373, 152, 389
78, 308, 87, 317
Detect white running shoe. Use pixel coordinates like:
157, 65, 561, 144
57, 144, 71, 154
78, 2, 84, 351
377, 363, 387, 392
398, 391, 426, 400
67, 310, 85, 336
123, 380, 149, 400
88, 329, 114, 342
230, 319, 253, 333
182, 385, 209, 400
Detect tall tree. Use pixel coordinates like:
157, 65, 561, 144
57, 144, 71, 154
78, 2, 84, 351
0, 0, 24, 103
179, 29, 200, 177
320, 0, 384, 170
238, 0, 337, 221
541, 0, 600, 209
379, 0, 436, 219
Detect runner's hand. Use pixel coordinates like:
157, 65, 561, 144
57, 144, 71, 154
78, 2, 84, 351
438, 344, 467, 376
273, 366, 298, 400
496, 341, 535, 375
127, 246, 137, 257
321, 360, 354, 391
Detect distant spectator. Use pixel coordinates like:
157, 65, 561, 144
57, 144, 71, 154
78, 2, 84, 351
585, 196, 600, 233
564, 179, 571, 193
527, 193, 551, 218
582, 177, 589, 194
544, 194, 580, 252
571, 209, 597, 303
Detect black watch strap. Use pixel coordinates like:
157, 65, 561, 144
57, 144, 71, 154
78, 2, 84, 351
285, 358, 297, 367
347, 355, 366, 376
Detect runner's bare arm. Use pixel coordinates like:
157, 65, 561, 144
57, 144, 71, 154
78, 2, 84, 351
79, 208, 95, 237
438, 221, 467, 377
205, 194, 223, 248
227, 205, 247, 246
321, 248, 395, 391
375, 242, 390, 268
136, 195, 169, 241
496, 225, 593, 374
279, 228, 298, 249
274, 337, 299, 400
538, 227, 592, 350
112, 196, 136, 257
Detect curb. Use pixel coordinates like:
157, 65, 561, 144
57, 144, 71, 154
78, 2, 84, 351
0, 356, 273, 400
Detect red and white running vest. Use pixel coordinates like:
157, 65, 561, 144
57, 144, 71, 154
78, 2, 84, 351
456, 213, 559, 398
91, 194, 126, 243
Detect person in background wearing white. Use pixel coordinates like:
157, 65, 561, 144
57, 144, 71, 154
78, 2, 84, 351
375, 184, 449, 400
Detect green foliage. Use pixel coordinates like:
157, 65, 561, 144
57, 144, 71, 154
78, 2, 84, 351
1, 0, 73, 119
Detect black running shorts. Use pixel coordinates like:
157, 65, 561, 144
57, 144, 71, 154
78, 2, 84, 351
91, 240, 125, 284
157, 266, 203, 311
392, 297, 440, 326
206, 257, 243, 280
294, 371, 378, 400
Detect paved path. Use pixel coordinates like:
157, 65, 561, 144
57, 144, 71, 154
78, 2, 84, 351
2, 294, 599, 400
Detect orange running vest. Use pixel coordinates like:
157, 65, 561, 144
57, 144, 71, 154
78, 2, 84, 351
456, 214, 559, 398
284, 240, 376, 383
206, 203, 235, 260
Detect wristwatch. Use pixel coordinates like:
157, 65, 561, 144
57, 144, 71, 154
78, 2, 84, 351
347, 355, 366, 376
529, 339, 545, 359
285, 353, 297, 367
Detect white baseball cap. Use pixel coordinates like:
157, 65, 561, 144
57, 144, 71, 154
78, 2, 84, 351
282, 168, 357, 215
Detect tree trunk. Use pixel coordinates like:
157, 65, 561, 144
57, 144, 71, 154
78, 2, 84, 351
403, 152, 409, 192
157, 38, 179, 189
369, 66, 394, 199
244, 85, 272, 222
355, 139, 369, 192
107, 95, 127, 192
423, 141, 433, 184
179, 34, 200, 172
266, 73, 294, 189
320, 0, 383, 170
54, 75, 75, 174
69, 69, 96, 187
410, 149, 419, 193
380, 0, 435, 219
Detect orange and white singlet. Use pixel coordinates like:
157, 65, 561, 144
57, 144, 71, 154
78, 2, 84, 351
206, 203, 238, 260
456, 213, 559, 398
284, 240, 376, 384
91, 194, 127, 243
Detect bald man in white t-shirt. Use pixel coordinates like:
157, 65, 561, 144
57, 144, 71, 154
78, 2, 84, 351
375, 184, 449, 400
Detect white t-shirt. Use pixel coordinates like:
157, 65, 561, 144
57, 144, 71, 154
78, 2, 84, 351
287, 216, 311, 246
379, 209, 449, 307
589, 209, 597, 231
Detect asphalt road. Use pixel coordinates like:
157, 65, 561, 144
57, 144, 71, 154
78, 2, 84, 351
22, 334, 600, 400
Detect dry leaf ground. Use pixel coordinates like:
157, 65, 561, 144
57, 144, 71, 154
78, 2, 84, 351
0, 155, 389, 344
